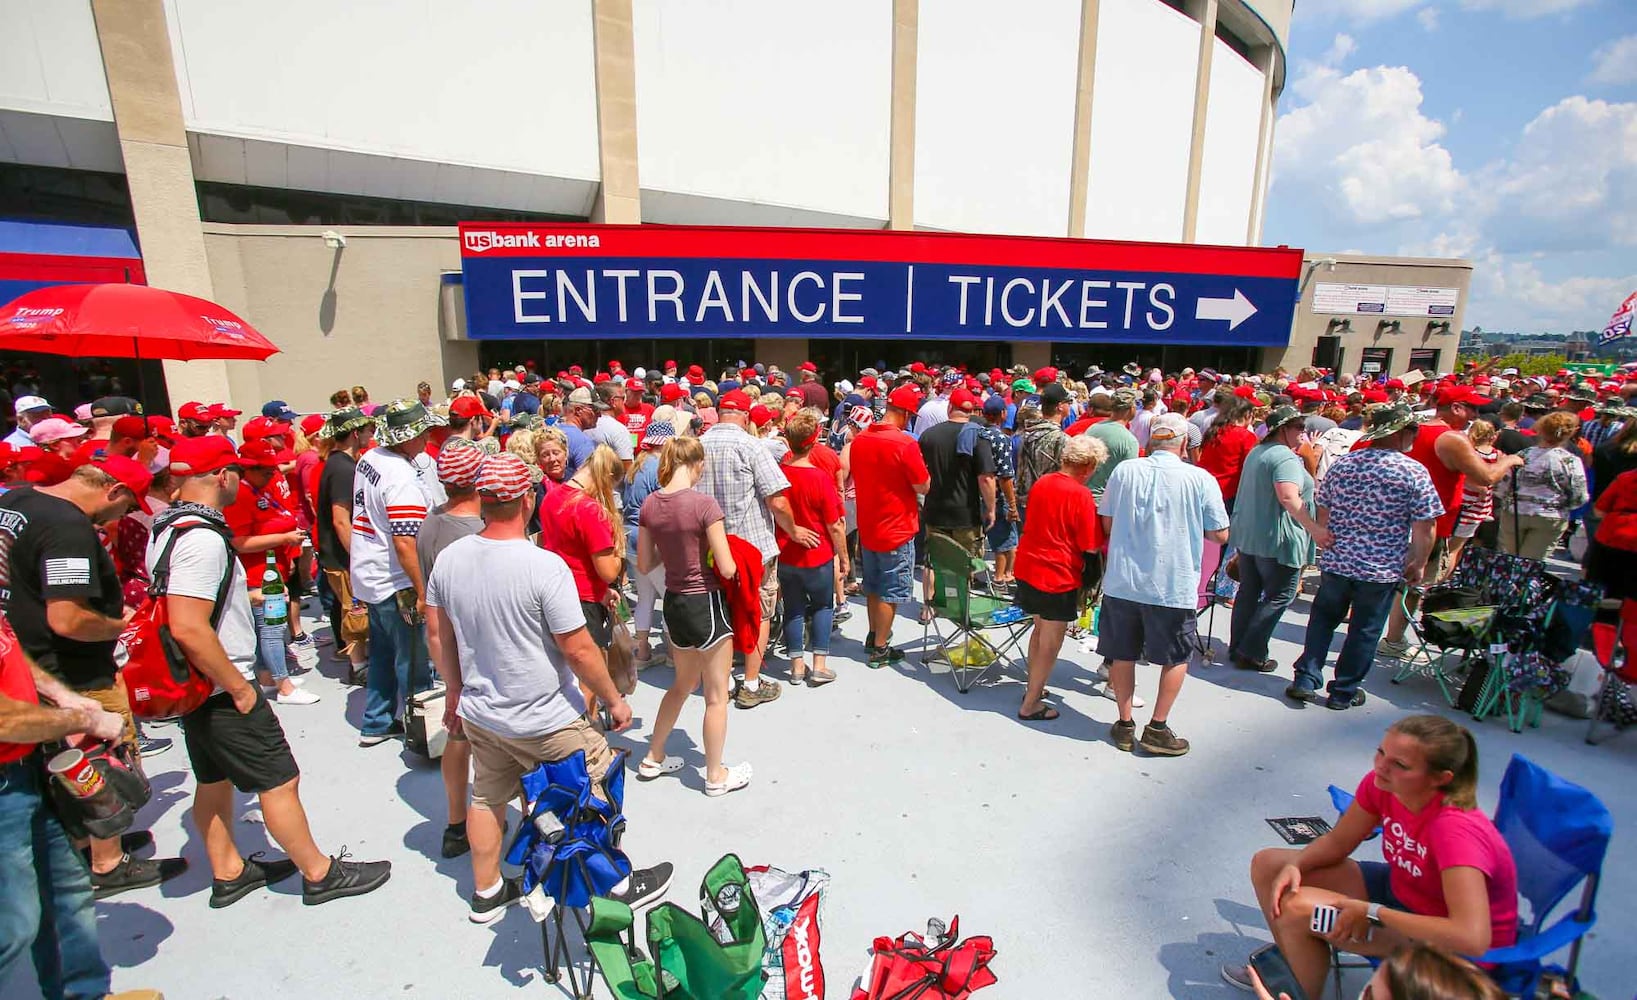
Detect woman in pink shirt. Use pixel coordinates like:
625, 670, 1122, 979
1227, 714, 1518, 999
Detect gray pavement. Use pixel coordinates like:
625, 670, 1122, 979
11, 579, 1634, 999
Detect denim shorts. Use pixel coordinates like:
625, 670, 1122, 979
1358, 861, 1403, 909
985, 517, 1019, 553
861, 539, 916, 604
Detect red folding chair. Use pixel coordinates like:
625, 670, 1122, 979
1585, 600, 1637, 745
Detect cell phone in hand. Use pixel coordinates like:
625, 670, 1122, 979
1249, 944, 1310, 1000
1309, 903, 1339, 936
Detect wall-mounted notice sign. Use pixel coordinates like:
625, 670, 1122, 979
1312, 282, 1459, 318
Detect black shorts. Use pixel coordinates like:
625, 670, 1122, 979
662, 590, 732, 651
1095, 594, 1198, 666
180, 690, 300, 793
580, 600, 613, 649
1358, 861, 1403, 908
1015, 579, 1079, 623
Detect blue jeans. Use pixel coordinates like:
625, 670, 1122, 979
1228, 555, 1302, 665
778, 561, 835, 657
361, 597, 430, 736
253, 599, 290, 683
0, 759, 110, 1000
1293, 571, 1398, 700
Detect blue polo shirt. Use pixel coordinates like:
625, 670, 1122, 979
1101, 451, 1229, 610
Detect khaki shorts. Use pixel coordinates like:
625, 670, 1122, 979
85, 676, 139, 757
464, 716, 613, 808
759, 557, 779, 619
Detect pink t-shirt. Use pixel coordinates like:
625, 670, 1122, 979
1354, 773, 1518, 949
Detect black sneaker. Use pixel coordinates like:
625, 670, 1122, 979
302, 849, 391, 905
1110, 719, 1136, 752
91, 854, 187, 899
1139, 722, 1191, 757
1285, 683, 1321, 704
81, 830, 153, 866
1233, 656, 1278, 673
441, 823, 470, 859
468, 876, 524, 924
604, 862, 674, 911
866, 645, 905, 668
136, 734, 173, 756
358, 718, 405, 747
1326, 689, 1368, 711
210, 853, 300, 909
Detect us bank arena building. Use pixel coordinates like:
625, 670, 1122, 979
1, 0, 1468, 413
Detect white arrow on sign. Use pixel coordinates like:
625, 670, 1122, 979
1195, 289, 1258, 330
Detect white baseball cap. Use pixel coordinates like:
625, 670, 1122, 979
14, 395, 49, 415
450, 378, 466, 391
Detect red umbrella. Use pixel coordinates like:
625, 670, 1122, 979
0, 283, 278, 362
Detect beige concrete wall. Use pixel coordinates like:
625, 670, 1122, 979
1272, 254, 1472, 376
202, 225, 476, 413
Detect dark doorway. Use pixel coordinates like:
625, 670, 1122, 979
812, 339, 1013, 376
477, 338, 756, 378
0, 352, 169, 423
1050, 343, 1258, 377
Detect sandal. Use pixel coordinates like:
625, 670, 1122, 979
704, 761, 753, 797
1017, 705, 1060, 722
919, 605, 936, 624
636, 755, 684, 781
806, 668, 837, 687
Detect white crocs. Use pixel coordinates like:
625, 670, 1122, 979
636, 755, 684, 780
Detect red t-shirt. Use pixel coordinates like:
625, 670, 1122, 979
785, 443, 843, 484
1408, 423, 1465, 539
224, 480, 301, 582
537, 484, 617, 602
1353, 773, 1518, 949
1594, 468, 1637, 552
777, 464, 842, 567
624, 403, 653, 446
1013, 471, 1104, 593
1198, 425, 1259, 500
0, 617, 41, 764
849, 424, 929, 551
1065, 415, 1107, 437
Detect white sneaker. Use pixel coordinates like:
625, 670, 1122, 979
1097, 685, 1145, 709
704, 761, 753, 797
275, 687, 320, 705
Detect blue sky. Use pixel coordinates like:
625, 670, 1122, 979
1262, 0, 1637, 335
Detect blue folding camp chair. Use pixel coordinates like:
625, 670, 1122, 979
1479, 754, 1612, 997
1323, 754, 1612, 999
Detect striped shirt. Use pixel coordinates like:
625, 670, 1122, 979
349, 446, 429, 604
1456, 447, 1501, 527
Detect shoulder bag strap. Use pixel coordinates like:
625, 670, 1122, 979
150, 522, 238, 630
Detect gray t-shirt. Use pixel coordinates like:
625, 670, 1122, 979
590, 415, 635, 461
416, 506, 484, 578
425, 535, 589, 738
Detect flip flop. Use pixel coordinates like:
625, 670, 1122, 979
636, 755, 684, 780
1017, 705, 1060, 722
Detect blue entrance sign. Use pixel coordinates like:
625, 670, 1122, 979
458, 224, 1303, 347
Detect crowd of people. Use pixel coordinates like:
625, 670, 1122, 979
2, 353, 1629, 998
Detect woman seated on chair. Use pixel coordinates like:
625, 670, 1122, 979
1224, 714, 1518, 1000
1012, 434, 1107, 722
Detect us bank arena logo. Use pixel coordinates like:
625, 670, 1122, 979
463, 230, 601, 253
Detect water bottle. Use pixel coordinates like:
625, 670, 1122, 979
261, 552, 288, 627
715, 882, 742, 918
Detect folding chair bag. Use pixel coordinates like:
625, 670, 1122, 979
851, 916, 997, 1000
506, 748, 631, 909
739, 865, 830, 1000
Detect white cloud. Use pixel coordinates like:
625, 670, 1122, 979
1589, 35, 1637, 86
1273, 64, 1463, 225
1457, 0, 1596, 16
1417, 6, 1441, 30
1466, 254, 1636, 332
1321, 33, 1357, 67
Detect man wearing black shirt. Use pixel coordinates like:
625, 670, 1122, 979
918, 388, 997, 557
315, 408, 372, 681
1494, 401, 1534, 456
0, 460, 187, 897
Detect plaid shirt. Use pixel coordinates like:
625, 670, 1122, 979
1582, 417, 1622, 452
699, 422, 791, 561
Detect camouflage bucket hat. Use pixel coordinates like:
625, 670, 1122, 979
1263, 404, 1303, 434
1359, 402, 1418, 441
375, 399, 447, 447
316, 406, 374, 440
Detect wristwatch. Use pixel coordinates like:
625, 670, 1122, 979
1366, 902, 1384, 927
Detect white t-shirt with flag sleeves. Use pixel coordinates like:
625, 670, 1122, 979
350, 446, 429, 604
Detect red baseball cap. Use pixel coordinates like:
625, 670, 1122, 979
659, 383, 688, 404
177, 401, 211, 422
1384, 378, 1405, 390
607, 359, 622, 371
686, 364, 705, 381
111, 415, 151, 441
663, 359, 677, 370
886, 385, 923, 413
169, 435, 239, 476
858, 376, 879, 391
593, 372, 611, 384
748, 404, 775, 427
909, 362, 927, 374
88, 454, 153, 513
299, 413, 326, 437
949, 388, 978, 411
1436, 385, 1490, 408
241, 416, 291, 440
205, 403, 242, 420
739, 367, 757, 381
1034, 367, 1059, 384
798, 361, 817, 373
237, 439, 294, 468
569, 364, 584, 375
717, 390, 753, 413
449, 396, 492, 419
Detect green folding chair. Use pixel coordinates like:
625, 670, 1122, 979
921, 532, 1032, 693
587, 853, 768, 1000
